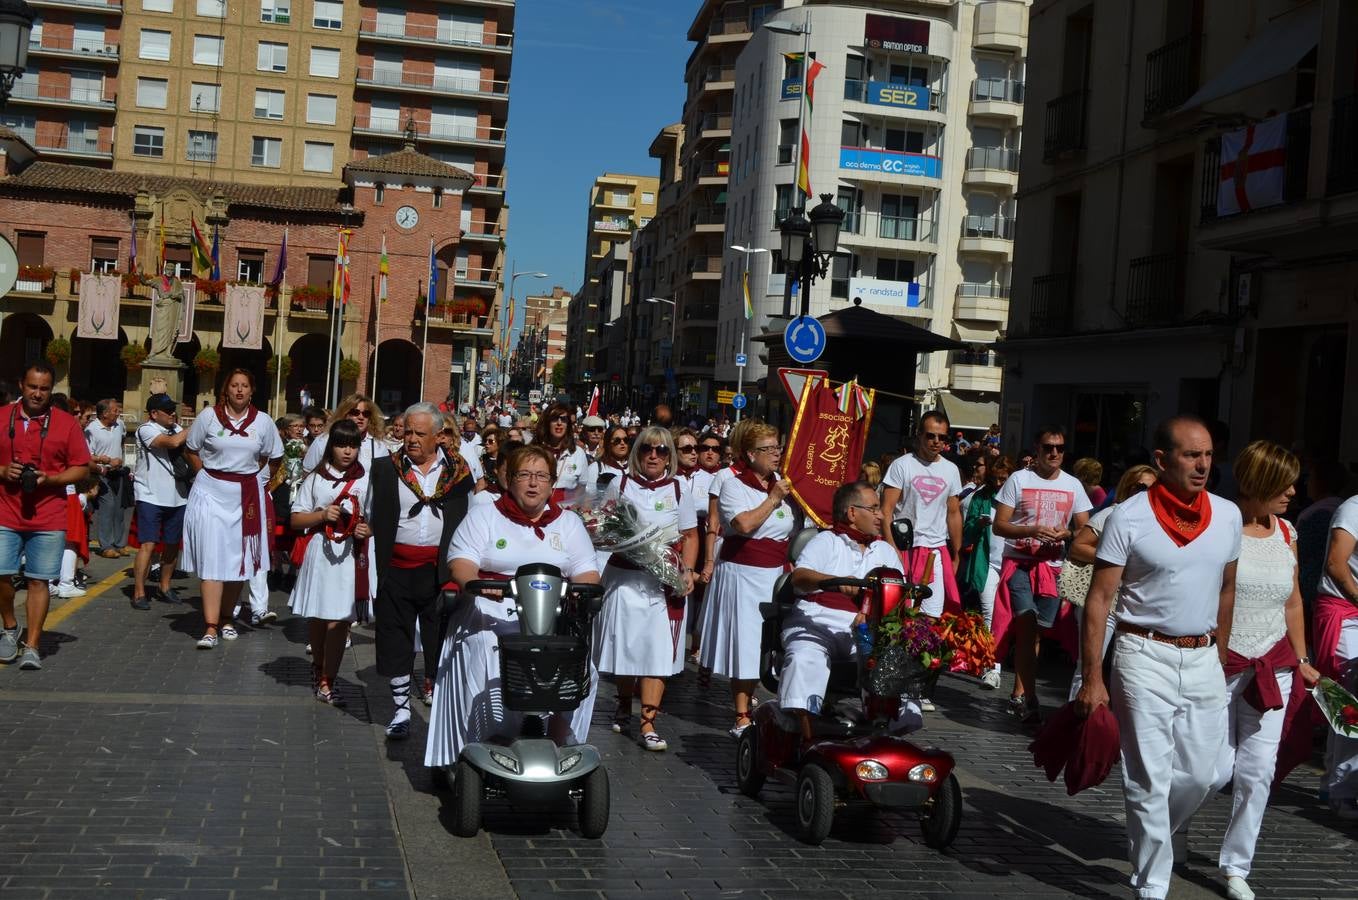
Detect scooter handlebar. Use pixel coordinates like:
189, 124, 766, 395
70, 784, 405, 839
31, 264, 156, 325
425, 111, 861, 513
817, 576, 872, 591
568, 583, 605, 599
463, 579, 507, 595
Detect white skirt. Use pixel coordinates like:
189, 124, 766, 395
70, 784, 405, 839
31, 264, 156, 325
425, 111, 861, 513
595, 566, 685, 677
698, 559, 780, 680
181, 472, 270, 581
287, 534, 374, 620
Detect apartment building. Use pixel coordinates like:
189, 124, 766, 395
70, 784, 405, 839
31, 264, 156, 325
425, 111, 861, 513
516, 285, 570, 393
1002, 0, 1357, 464
718, 0, 1028, 428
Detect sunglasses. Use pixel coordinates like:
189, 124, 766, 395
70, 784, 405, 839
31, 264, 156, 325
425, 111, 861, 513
550, 415, 570, 423
677, 444, 698, 452
610, 436, 630, 445
348, 408, 370, 418
1040, 443, 1066, 454
923, 433, 948, 443
640, 443, 670, 457
700, 443, 721, 452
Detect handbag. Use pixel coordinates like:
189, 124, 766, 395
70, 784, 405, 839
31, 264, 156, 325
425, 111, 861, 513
1059, 559, 1094, 607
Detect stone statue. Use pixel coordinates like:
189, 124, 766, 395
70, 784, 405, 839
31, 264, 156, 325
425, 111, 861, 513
148, 275, 184, 362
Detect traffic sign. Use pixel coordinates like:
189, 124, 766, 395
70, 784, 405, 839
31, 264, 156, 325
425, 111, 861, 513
777, 367, 829, 403
716, 389, 736, 405
731, 393, 747, 410
735, 353, 748, 367
783, 315, 826, 365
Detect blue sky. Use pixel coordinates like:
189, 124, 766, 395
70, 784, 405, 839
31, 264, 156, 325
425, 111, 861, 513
502, 0, 692, 336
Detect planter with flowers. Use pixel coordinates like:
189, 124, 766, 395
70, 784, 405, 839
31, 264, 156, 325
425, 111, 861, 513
45, 336, 72, 368
16, 265, 55, 293
195, 278, 226, 303
120, 343, 149, 372
68, 268, 84, 294
193, 348, 220, 378
291, 284, 331, 312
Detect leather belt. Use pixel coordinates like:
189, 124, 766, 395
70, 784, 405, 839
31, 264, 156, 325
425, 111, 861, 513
1116, 621, 1216, 649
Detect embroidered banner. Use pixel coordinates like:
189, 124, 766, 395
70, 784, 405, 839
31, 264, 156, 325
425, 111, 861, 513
223, 283, 266, 349
76, 272, 121, 340
783, 374, 876, 528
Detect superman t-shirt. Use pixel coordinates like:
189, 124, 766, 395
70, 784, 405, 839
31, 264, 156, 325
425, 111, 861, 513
882, 453, 963, 548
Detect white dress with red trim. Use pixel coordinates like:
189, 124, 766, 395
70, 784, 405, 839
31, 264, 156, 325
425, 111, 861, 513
286, 465, 375, 621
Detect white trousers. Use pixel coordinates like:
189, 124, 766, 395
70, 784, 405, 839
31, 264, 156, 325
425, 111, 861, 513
1068, 605, 1118, 701
1111, 633, 1227, 900
1212, 666, 1292, 879
917, 547, 948, 618
1325, 620, 1358, 803
234, 566, 270, 617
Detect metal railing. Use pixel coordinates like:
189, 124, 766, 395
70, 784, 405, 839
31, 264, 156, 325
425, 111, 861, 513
1328, 94, 1358, 195
841, 210, 934, 243
353, 116, 507, 145
958, 282, 1009, 299
355, 66, 508, 96
27, 0, 121, 9
965, 146, 1020, 172
950, 349, 1000, 367
708, 16, 750, 37
1044, 89, 1088, 160
972, 77, 1023, 104
686, 256, 721, 275
962, 214, 1016, 241
1201, 106, 1310, 221
357, 21, 513, 50
1125, 252, 1186, 326
29, 34, 119, 56
8, 80, 114, 106
700, 112, 732, 132
682, 303, 718, 321
1143, 34, 1197, 119
1029, 272, 1075, 333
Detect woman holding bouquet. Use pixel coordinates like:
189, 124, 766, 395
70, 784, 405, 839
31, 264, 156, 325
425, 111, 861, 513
703, 422, 797, 737
595, 426, 698, 751
534, 403, 589, 507
424, 444, 600, 769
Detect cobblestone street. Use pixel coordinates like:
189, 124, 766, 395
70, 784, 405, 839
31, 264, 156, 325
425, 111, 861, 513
1, 557, 1354, 899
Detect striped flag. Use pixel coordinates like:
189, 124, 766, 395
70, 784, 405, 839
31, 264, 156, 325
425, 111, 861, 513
378, 232, 389, 302
128, 215, 138, 273
210, 225, 220, 280
742, 270, 753, 320
157, 218, 166, 275
190, 216, 213, 272
333, 229, 352, 305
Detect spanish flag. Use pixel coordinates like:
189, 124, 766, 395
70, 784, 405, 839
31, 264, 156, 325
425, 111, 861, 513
190, 216, 213, 272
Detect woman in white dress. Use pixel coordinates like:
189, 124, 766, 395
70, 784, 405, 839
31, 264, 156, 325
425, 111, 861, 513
182, 368, 284, 648
1210, 442, 1319, 900
595, 426, 698, 751
673, 428, 711, 664
695, 422, 751, 688
534, 403, 589, 508
302, 393, 389, 474
424, 444, 600, 769
288, 419, 375, 706
701, 421, 796, 736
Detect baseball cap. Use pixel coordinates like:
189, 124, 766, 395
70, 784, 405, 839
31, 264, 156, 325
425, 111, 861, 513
581, 415, 606, 429
147, 393, 178, 414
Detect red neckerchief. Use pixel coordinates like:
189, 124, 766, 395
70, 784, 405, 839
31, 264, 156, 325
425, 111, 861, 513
832, 523, 877, 547
678, 464, 697, 477
214, 404, 258, 437
313, 460, 366, 483
1148, 482, 1212, 546
493, 492, 564, 539
628, 471, 675, 491
700, 462, 722, 473
736, 466, 773, 494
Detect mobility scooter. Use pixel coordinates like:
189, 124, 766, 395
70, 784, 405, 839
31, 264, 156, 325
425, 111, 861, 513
446, 563, 611, 838
735, 520, 962, 847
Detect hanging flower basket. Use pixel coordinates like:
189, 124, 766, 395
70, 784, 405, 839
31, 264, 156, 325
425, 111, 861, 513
337, 357, 361, 382
122, 272, 143, 296
452, 296, 487, 317
193, 347, 220, 376
195, 277, 226, 300
45, 337, 72, 367
120, 344, 149, 372
266, 355, 293, 378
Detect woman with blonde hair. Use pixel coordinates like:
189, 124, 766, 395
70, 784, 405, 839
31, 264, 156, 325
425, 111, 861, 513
695, 418, 757, 681
859, 460, 882, 489
1072, 457, 1107, 507
302, 393, 389, 472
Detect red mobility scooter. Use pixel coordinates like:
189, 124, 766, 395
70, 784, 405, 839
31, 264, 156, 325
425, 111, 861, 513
734, 520, 962, 847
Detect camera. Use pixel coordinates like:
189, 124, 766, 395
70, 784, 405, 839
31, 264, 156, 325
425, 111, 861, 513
18, 464, 38, 494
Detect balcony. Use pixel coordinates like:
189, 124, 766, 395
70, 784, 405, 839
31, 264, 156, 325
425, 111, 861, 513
1125, 252, 1186, 327
683, 206, 724, 238
5, 127, 113, 159
1328, 94, 1358, 196
460, 224, 501, 244
1143, 35, 1198, 120
466, 171, 507, 196
963, 146, 1020, 191
7, 80, 115, 110
974, 0, 1026, 53
959, 214, 1015, 255
454, 266, 500, 291
1043, 89, 1087, 161
693, 159, 728, 185
1198, 107, 1311, 249
969, 77, 1023, 121
592, 218, 633, 235
1029, 272, 1075, 334
357, 21, 513, 54
950, 363, 1002, 394
839, 145, 943, 182
840, 210, 936, 251
706, 15, 751, 39
424, 306, 493, 334
355, 66, 509, 102
11, 268, 55, 294
28, 34, 119, 61
697, 111, 732, 140
955, 283, 1010, 323
682, 256, 721, 282
681, 302, 718, 322
353, 116, 506, 149
27, 0, 121, 14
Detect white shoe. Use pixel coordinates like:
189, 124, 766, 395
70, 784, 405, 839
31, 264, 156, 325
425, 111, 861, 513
55, 585, 87, 599
220, 624, 239, 641
1225, 875, 1254, 900
981, 669, 1001, 689
919, 698, 936, 712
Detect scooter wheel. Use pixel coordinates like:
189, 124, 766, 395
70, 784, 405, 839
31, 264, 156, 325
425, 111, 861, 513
577, 767, 610, 839
451, 759, 483, 838
795, 765, 835, 845
735, 726, 765, 798
920, 772, 961, 850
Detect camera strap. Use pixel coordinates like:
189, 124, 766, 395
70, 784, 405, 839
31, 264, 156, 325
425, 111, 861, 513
8, 404, 51, 465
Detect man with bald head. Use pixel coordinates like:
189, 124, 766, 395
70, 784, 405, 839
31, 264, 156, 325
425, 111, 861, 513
1077, 414, 1241, 900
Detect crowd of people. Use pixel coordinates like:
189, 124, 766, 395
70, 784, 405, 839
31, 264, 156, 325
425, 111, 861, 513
0, 365, 1354, 900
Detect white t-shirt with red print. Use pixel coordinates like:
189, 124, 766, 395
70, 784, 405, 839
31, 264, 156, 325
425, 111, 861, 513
995, 467, 1093, 566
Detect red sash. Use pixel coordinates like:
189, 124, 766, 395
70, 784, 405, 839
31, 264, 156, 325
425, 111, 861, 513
204, 468, 264, 576
1224, 634, 1298, 712
808, 590, 859, 613
718, 535, 788, 567
392, 542, 439, 568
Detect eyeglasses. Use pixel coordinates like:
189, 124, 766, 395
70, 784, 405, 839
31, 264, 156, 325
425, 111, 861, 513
753, 445, 783, 455
512, 471, 552, 484
699, 443, 721, 452
1040, 443, 1066, 454
849, 503, 881, 514
549, 415, 569, 424
640, 443, 671, 457
610, 436, 630, 445
677, 444, 698, 453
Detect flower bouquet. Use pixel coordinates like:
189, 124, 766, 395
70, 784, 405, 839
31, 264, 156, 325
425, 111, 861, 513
854, 605, 953, 697
1312, 676, 1358, 738
576, 498, 686, 595
937, 611, 997, 676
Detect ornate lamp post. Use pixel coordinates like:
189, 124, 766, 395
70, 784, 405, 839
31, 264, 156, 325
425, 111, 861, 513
0, 0, 36, 112
778, 193, 844, 319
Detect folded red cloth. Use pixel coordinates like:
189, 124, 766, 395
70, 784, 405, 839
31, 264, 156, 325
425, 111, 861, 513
1224, 634, 1297, 712
1028, 701, 1121, 795
391, 542, 439, 568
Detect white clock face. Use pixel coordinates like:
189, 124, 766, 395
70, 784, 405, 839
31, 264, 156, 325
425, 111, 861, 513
395, 206, 419, 230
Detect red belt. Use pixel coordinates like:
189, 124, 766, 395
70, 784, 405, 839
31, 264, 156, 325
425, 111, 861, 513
718, 536, 788, 568
205, 467, 263, 576
392, 542, 439, 569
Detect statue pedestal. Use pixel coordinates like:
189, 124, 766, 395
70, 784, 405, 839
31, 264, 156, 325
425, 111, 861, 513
136, 358, 187, 411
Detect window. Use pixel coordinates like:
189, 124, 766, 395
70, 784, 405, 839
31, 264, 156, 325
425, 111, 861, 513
237, 249, 264, 282
880, 194, 920, 240
135, 77, 167, 108
253, 88, 285, 119
610, 190, 629, 206
139, 29, 171, 60
885, 127, 924, 154
836, 186, 861, 233
196, 0, 224, 17
309, 47, 340, 78
189, 82, 220, 112
305, 93, 336, 124
830, 253, 856, 299
841, 118, 864, 148
374, 183, 384, 203
133, 126, 165, 157
251, 136, 282, 167
432, 189, 443, 208
307, 255, 335, 292
642, 191, 654, 205
774, 183, 793, 227
876, 257, 916, 282
141, 0, 172, 11
778, 118, 797, 163
260, 0, 290, 23
312, 0, 342, 29
257, 41, 288, 72
163, 245, 191, 279
193, 34, 224, 66
302, 141, 333, 172
186, 129, 217, 162
15, 232, 45, 269
90, 238, 119, 273
889, 63, 929, 87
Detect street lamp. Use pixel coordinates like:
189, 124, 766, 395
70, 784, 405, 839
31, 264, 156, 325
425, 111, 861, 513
0, 0, 34, 112
501, 267, 547, 409
778, 193, 844, 319
730, 245, 769, 422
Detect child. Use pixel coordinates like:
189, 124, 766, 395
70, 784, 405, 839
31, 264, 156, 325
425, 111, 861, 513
53, 478, 99, 599
287, 419, 373, 706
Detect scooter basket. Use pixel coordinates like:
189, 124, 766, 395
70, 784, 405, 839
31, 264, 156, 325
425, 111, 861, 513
860, 646, 940, 697
498, 634, 591, 712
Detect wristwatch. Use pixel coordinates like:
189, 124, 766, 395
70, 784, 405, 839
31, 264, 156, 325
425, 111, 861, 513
1298, 656, 1312, 666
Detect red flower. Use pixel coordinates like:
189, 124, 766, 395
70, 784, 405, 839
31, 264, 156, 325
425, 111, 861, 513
1341, 705, 1358, 726
928, 657, 943, 670
865, 657, 877, 670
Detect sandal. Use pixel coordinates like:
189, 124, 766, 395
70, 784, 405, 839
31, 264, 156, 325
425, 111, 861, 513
611, 697, 632, 734
196, 623, 219, 650
638, 704, 667, 751
727, 711, 752, 739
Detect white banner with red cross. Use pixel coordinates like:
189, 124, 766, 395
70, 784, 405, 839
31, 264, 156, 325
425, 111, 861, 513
1216, 113, 1287, 216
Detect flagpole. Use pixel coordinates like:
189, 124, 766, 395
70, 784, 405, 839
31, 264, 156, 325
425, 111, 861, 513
795, 10, 811, 206
420, 238, 433, 401
371, 289, 380, 401
273, 303, 283, 414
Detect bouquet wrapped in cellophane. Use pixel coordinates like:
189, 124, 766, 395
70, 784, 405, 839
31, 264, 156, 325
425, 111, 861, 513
1312, 676, 1358, 737
576, 498, 686, 595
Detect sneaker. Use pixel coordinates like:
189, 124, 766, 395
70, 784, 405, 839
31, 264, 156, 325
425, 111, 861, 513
18, 645, 41, 670
981, 669, 1001, 690
305, 643, 313, 656
345, 634, 351, 649
639, 731, 668, 751
55, 585, 87, 599
158, 587, 184, 605
196, 632, 218, 650
1225, 875, 1255, 900
727, 721, 751, 739
220, 624, 239, 641
919, 697, 936, 712
252, 610, 278, 626
0, 628, 18, 664
131, 596, 152, 611
385, 719, 411, 741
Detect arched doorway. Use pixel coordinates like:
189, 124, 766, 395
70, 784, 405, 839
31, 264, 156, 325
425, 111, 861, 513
286, 333, 332, 413
0, 313, 54, 386
217, 338, 274, 414
172, 335, 202, 408
370, 339, 422, 416
69, 330, 130, 402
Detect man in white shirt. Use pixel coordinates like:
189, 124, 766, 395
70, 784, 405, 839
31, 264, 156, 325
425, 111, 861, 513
1077, 415, 1241, 900
880, 411, 964, 620
86, 398, 131, 558
130, 393, 189, 609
